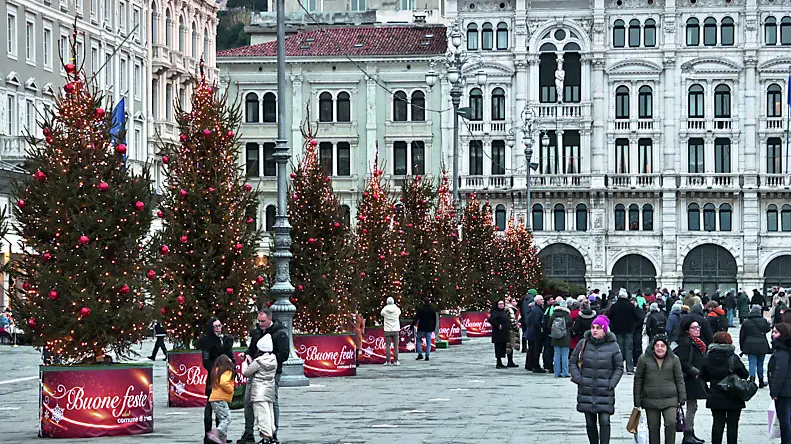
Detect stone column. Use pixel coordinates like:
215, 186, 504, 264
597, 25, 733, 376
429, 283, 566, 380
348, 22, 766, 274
744, 55, 759, 180
366, 73, 378, 168
662, 56, 677, 173
290, 74, 304, 158
591, 57, 607, 182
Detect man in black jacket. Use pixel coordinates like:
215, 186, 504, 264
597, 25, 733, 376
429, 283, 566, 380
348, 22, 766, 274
238, 309, 289, 444
148, 320, 168, 361
412, 298, 437, 361
609, 289, 640, 374
199, 318, 234, 443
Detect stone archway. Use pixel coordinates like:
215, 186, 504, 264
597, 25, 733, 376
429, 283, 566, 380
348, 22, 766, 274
682, 244, 737, 294
764, 255, 791, 296
611, 254, 657, 295
538, 243, 586, 287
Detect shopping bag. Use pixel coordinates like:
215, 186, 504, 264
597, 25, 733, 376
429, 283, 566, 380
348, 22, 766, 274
769, 400, 782, 439
676, 404, 687, 432
634, 414, 648, 444
626, 407, 642, 434
229, 383, 246, 410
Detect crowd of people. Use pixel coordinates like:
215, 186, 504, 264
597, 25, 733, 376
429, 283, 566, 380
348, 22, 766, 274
486, 286, 791, 444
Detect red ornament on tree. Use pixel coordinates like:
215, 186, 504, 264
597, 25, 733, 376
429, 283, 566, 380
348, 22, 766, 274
160, 245, 170, 255
360, 272, 366, 277
290, 172, 296, 179
43, 128, 51, 137
27, 318, 37, 328
235, 243, 243, 251
180, 235, 188, 243
208, 187, 216, 193
80, 306, 91, 317
97, 181, 109, 192
203, 129, 211, 137
309, 139, 318, 147
290, 297, 298, 304
96, 108, 106, 118
64, 83, 75, 94
179, 189, 187, 197
226, 130, 234, 138
256, 276, 265, 285
226, 287, 234, 295
157, 210, 164, 218
17, 199, 25, 209
333, 222, 340, 228
115, 143, 127, 155
22, 282, 30, 291
119, 284, 130, 295
162, 156, 169, 164
135, 201, 145, 211
42, 252, 52, 261
34, 170, 46, 181
308, 238, 316, 244
65, 63, 76, 73
246, 218, 254, 224
244, 184, 252, 192
379, 255, 385, 260
180, 134, 187, 142
78, 235, 90, 245
48, 290, 59, 301
147, 269, 156, 280
297, 284, 304, 291
177, 295, 185, 305
325, 176, 331, 182
160, 307, 167, 315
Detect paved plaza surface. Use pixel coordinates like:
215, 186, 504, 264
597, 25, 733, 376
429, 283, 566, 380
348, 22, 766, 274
0, 325, 779, 444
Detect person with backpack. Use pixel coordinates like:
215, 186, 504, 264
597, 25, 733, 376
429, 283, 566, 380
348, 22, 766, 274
645, 303, 667, 343
666, 302, 683, 342
699, 332, 750, 444
609, 289, 640, 374
673, 318, 708, 444
739, 304, 771, 388
705, 301, 728, 333
550, 299, 573, 377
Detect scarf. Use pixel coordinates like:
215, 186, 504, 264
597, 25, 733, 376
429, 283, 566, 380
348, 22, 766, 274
691, 336, 706, 354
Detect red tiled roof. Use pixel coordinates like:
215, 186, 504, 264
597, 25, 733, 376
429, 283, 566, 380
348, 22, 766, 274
217, 25, 447, 58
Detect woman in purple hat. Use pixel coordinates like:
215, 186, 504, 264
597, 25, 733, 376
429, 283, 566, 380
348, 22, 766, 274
570, 315, 625, 444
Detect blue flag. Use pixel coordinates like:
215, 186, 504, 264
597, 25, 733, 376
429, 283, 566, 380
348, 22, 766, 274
110, 98, 126, 144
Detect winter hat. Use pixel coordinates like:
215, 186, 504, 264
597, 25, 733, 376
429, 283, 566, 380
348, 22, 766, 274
750, 304, 762, 314
650, 303, 659, 312
528, 288, 538, 296
558, 299, 568, 309
591, 315, 610, 332
258, 334, 273, 353
386, 297, 394, 305
652, 335, 670, 350
618, 288, 629, 299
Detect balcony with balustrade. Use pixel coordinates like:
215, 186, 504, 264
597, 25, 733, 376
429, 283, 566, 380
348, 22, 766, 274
607, 174, 662, 190
0, 136, 25, 164
529, 174, 592, 189
678, 173, 741, 191
459, 175, 514, 192
152, 45, 171, 72
760, 174, 791, 190
460, 121, 508, 136
761, 117, 784, 132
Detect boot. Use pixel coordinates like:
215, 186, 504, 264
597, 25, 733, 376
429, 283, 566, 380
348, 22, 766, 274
507, 352, 518, 367
689, 430, 705, 444
749, 376, 756, 385
760, 379, 767, 388
682, 431, 700, 444
496, 358, 506, 369
521, 338, 528, 353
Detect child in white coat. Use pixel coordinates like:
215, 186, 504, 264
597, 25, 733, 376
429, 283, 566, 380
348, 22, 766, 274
243, 334, 277, 444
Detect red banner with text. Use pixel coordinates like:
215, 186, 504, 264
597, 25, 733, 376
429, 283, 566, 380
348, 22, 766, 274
439, 315, 463, 345
40, 365, 154, 438
359, 324, 435, 364
293, 334, 357, 378
461, 311, 492, 337
167, 350, 247, 408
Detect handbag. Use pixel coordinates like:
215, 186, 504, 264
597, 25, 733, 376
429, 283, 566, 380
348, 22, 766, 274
626, 407, 641, 434
229, 383, 246, 410
675, 403, 687, 432
576, 339, 586, 370
716, 356, 758, 402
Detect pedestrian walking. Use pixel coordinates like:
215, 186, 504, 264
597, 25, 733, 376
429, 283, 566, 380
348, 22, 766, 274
200, 318, 234, 444
673, 318, 708, 444
723, 290, 737, 327
550, 299, 573, 377
700, 332, 749, 444
525, 295, 546, 372
148, 320, 168, 361
206, 354, 235, 444
736, 291, 750, 325
243, 334, 278, 444
633, 335, 686, 444
570, 315, 624, 444
413, 298, 436, 362
520, 289, 537, 353
688, 304, 715, 345
769, 323, 791, 444
646, 303, 667, 343
572, 303, 596, 344
751, 289, 768, 314
505, 297, 520, 367
488, 300, 510, 369
740, 305, 770, 388
610, 289, 641, 374
666, 303, 683, 342
380, 297, 401, 366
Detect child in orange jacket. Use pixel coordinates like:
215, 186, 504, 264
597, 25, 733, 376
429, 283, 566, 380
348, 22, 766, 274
207, 354, 235, 444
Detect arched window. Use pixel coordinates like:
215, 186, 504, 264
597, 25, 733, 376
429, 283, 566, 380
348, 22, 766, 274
768, 84, 783, 117
714, 84, 731, 118
615, 86, 630, 119
687, 18, 700, 46
703, 203, 716, 231
628, 204, 639, 230
688, 84, 705, 118
703, 17, 717, 46
165, 9, 172, 46
638, 86, 653, 119
191, 23, 197, 57
629, 19, 641, 47
319, 92, 333, 122
470, 88, 483, 121
782, 17, 791, 45
642, 204, 654, 231
532, 204, 544, 231
768, 204, 779, 232
495, 205, 506, 231
554, 204, 565, 231
496, 22, 508, 50
491, 87, 505, 121
481, 23, 493, 50
263, 92, 276, 123
178, 15, 185, 51
265, 205, 276, 232
410, 91, 425, 122
613, 20, 625, 47
721, 17, 735, 46
467, 23, 478, 50
644, 19, 656, 47
341, 205, 351, 227
336, 92, 351, 122
688, 203, 701, 231
151, 2, 159, 44
615, 203, 626, 231
393, 91, 407, 121
766, 17, 778, 45
245, 93, 259, 123
783, 204, 791, 231
720, 203, 732, 231
576, 204, 587, 232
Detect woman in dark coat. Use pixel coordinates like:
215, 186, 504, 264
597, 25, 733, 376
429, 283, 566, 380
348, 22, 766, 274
673, 318, 708, 444
634, 335, 686, 444
768, 322, 791, 444
488, 300, 510, 369
752, 289, 768, 313
570, 315, 624, 444
739, 305, 771, 387
699, 332, 749, 444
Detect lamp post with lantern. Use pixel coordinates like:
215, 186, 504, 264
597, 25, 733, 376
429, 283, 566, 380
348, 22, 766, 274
424, 20, 487, 206
506, 104, 547, 229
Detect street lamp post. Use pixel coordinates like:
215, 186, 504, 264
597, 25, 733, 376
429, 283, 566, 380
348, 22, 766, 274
508, 105, 542, 229
425, 21, 486, 206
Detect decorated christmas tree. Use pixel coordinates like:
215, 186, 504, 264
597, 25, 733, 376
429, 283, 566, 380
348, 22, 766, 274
148, 61, 263, 347
459, 194, 499, 311
497, 214, 543, 300
288, 116, 351, 334
350, 148, 397, 321
9, 48, 153, 363
429, 170, 461, 311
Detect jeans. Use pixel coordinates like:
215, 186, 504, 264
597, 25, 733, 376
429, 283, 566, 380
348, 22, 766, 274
687, 399, 698, 433
645, 406, 676, 444
204, 388, 218, 433
776, 396, 791, 444
726, 308, 735, 327
747, 354, 765, 379
616, 333, 634, 373
553, 346, 570, 377
384, 331, 399, 363
210, 400, 232, 435
583, 411, 611, 444
416, 331, 432, 358
711, 408, 741, 444
526, 339, 543, 370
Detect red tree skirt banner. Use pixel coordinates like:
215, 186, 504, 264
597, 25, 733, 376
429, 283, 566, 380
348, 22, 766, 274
439, 315, 463, 345
359, 324, 435, 365
40, 364, 154, 438
461, 311, 492, 337
167, 349, 247, 408
293, 334, 357, 378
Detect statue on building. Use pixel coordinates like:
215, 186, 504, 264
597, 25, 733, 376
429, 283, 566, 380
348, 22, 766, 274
554, 56, 565, 103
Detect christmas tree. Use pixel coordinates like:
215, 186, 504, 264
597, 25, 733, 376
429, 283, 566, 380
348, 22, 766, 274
459, 194, 499, 311
288, 116, 351, 334
148, 61, 263, 347
429, 170, 461, 311
10, 48, 153, 363
497, 214, 543, 300
350, 149, 397, 321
